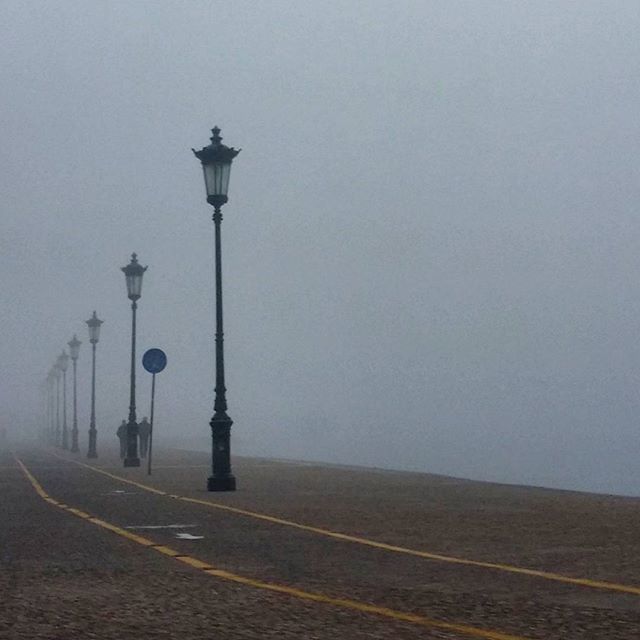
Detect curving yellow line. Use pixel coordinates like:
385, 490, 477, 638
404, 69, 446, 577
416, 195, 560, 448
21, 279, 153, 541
14, 454, 531, 640
51, 451, 640, 597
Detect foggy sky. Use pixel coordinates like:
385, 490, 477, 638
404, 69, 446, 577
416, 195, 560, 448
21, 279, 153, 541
2, 1, 640, 495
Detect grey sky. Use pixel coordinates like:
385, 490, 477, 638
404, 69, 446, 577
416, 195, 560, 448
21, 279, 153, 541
2, 1, 640, 494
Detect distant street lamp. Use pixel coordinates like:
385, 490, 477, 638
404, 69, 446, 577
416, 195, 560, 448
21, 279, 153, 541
86, 311, 103, 459
68, 335, 81, 453
58, 350, 70, 450
54, 361, 61, 447
121, 253, 147, 468
44, 378, 52, 443
193, 126, 240, 491
47, 368, 55, 445
42, 377, 47, 443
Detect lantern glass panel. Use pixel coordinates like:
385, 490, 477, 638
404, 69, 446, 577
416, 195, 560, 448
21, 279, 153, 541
203, 162, 231, 198
126, 272, 143, 299
89, 323, 101, 342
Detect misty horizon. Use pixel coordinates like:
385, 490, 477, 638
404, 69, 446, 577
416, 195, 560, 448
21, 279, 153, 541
3, 1, 640, 497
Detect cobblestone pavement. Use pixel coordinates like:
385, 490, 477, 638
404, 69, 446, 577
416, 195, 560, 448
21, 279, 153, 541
2, 445, 640, 639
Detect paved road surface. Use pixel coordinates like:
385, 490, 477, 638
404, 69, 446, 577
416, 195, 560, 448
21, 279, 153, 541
2, 445, 640, 639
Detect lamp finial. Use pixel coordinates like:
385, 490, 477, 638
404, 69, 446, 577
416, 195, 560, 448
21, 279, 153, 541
210, 126, 222, 145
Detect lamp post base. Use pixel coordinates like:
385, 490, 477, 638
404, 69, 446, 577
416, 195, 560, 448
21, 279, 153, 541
124, 457, 141, 468
207, 475, 236, 492
87, 429, 98, 459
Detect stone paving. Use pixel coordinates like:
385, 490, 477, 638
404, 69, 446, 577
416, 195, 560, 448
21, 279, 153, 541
2, 445, 640, 639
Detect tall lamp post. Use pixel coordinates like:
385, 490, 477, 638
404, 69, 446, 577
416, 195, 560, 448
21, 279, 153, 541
54, 361, 61, 447
86, 311, 103, 458
58, 350, 70, 450
47, 368, 55, 445
40, 378, 46, 442
44, 376, 49, 442
122, 253, 146, 468
68, 335, 81, 453
193, 126, 240, 491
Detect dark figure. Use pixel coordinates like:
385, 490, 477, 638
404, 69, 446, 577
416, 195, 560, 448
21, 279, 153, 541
138, 417, 151, 458
117, 420, 127, 459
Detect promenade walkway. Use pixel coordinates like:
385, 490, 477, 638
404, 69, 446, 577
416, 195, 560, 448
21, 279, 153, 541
2, 446, 639, 638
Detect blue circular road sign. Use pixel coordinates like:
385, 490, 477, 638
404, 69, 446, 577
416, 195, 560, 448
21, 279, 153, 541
142, 348, 167, 374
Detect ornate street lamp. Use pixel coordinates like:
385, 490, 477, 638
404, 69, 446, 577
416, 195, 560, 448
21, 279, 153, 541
121, 253, 147, 467
45, 371, 51, 444
193, 126, 240, 491
86, 311, 103, 458
42, 379, 49, 443
47, 368, 55, 445
68, 335, 81, 453
43, 376, 47, 442
54, 361, 62, 447
58, 350, 70, 450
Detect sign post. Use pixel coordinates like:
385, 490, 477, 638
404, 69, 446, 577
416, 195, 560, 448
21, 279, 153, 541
142, 348, 167, 475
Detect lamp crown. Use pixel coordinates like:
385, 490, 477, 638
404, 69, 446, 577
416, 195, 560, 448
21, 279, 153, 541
86, 310, 104, 327
121, 253, 147, 276
192, 126, 240, 164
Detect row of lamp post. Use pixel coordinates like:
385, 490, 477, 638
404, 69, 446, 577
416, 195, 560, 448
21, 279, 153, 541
45, 312, 103, 456
44, 251, 140, 463
42, 125, 239, 492
43, 250, 142, 464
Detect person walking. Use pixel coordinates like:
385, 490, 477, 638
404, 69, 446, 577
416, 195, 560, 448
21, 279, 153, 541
117, 420, 127, 459
138, 417, 151, 458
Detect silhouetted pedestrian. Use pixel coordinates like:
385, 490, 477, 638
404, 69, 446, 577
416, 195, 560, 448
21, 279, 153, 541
138, 417, 150, 458
117, 420, 127, 459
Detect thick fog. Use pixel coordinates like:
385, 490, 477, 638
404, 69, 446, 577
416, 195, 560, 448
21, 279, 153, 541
2, 1, 640, 495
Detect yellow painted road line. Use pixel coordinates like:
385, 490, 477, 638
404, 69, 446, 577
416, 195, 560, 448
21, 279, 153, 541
49, 451, 640, 597
14, 454, 531, 640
